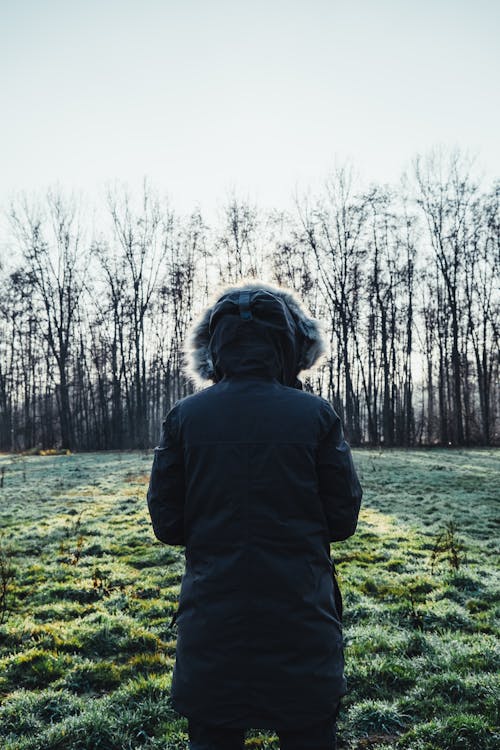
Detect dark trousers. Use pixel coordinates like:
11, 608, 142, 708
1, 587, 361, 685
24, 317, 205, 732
188, 704, 339, 750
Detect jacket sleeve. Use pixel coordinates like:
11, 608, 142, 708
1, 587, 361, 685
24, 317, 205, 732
146, 404, 186, 546
317, 401, 363, 542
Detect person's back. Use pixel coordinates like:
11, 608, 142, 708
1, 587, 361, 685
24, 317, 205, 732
147, 282, 363, 749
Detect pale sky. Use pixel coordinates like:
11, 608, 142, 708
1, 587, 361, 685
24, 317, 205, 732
1, 0, 499, 218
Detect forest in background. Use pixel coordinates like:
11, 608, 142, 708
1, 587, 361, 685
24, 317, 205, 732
0, 149, 498, 450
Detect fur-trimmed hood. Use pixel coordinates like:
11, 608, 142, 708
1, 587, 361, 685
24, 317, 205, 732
182, 280, 327, 388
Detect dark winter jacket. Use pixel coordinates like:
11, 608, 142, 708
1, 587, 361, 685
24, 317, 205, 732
147, 283, 363, 730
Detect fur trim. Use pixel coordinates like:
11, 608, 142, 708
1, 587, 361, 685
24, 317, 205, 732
181, 278, 327, 388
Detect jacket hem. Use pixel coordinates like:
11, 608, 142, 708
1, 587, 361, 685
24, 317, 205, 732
171, 694, 345, 731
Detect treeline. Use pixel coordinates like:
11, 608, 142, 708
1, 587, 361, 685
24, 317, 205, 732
0, 150, 498, 450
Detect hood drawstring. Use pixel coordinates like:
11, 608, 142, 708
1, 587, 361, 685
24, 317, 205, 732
238, 291, 252, 320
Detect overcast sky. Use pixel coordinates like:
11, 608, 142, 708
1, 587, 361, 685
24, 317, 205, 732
1, 0, 499, 217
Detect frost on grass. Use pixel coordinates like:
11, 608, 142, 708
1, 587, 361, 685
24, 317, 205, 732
0, 448, 498, 750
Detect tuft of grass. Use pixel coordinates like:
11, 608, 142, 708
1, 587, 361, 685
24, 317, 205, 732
58, 658, 124, 692
0, 535, 16, 625
397, 713, 498, 750
347, 699, 411, 735
0, 687, 84, 732
0, 648, 74, 691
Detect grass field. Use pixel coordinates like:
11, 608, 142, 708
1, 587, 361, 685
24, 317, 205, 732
0, 448, 498, 749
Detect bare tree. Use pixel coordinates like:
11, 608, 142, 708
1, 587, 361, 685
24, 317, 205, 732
215, 197, 262, 283
10, 190, 86, 449
464, 183, 500, 444
106, 181, 172, 447
296, 167, 368, 442
415, 149, 478, 445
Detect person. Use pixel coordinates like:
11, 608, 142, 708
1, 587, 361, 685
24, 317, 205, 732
147, 281, 363, 750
